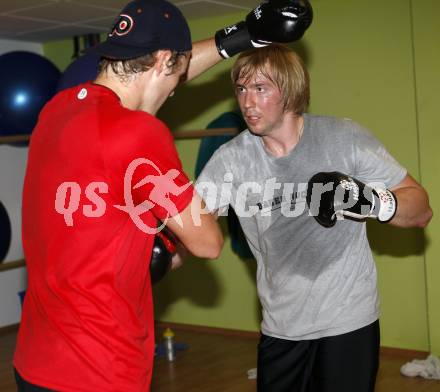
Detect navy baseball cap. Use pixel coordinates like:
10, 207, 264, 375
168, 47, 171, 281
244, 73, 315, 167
89, 0, 192, 59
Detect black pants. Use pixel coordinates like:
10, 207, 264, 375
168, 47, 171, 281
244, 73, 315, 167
14, 369, 54, 392
257, 320, 380, 392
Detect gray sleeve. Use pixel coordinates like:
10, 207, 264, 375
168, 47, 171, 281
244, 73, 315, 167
351, 122, 407, 189
195, 146, 232, 213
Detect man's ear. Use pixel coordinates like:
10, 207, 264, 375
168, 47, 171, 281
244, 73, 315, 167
154, 50, 172, 75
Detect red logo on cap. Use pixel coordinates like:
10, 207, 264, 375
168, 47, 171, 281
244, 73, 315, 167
109, 14, 134, 37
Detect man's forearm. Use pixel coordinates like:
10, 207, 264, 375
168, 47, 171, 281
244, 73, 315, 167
390, 186, 432, 228
186, 38, 223, 82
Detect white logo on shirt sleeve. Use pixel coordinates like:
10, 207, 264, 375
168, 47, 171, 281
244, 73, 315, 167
77, 88, 88, 100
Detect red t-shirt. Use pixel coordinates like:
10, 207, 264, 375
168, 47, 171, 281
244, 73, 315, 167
14, 83, 193, 391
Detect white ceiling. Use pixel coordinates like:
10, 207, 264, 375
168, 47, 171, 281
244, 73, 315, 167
0, 0, 258, 43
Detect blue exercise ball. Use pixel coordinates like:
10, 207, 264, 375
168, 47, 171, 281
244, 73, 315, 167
0, 51, 61, 136
0, 201, 11, 262
57, 53, 100, 92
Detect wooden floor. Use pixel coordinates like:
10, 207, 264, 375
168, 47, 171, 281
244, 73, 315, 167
1, 325, 440, 392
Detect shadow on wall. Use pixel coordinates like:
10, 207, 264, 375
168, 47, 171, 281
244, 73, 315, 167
154, 217, 261, 325
153, 218, 230, 318
154, 253, 222, 312
158, 69, 234, 130
154, 251, 261, 326
367, 220, 427, 257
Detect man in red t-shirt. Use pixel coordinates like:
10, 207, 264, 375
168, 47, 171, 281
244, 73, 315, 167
14, 0, 313, 390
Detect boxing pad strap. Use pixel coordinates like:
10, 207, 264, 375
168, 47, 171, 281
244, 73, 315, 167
156, 230, 176, 255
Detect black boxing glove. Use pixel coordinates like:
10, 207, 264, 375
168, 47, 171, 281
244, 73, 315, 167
306, 172, 397, 228
150, 229, 176, 285
215, 0, 313, 59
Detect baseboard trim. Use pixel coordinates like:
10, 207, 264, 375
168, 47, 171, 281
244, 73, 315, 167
156, 321, 430, 358
380, 346, 429, 358
156, 321, 260, 339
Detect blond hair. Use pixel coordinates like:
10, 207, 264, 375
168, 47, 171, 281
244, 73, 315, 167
231, 44, 310, 114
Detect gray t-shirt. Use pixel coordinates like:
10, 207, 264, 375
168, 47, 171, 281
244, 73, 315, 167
196, 114, 407, 340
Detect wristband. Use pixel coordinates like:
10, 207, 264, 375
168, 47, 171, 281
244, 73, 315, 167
372, 188, 397, 223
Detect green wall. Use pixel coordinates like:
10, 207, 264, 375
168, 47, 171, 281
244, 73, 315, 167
412, 0, 440, 355
43, 0, 439, 353
302, 0, 429, 352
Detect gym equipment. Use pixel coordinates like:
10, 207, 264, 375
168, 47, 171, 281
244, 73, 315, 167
150, 230, 176, 284
0, 51, 60, 136
57, 53, 100, 92
0, 201, 12, 262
